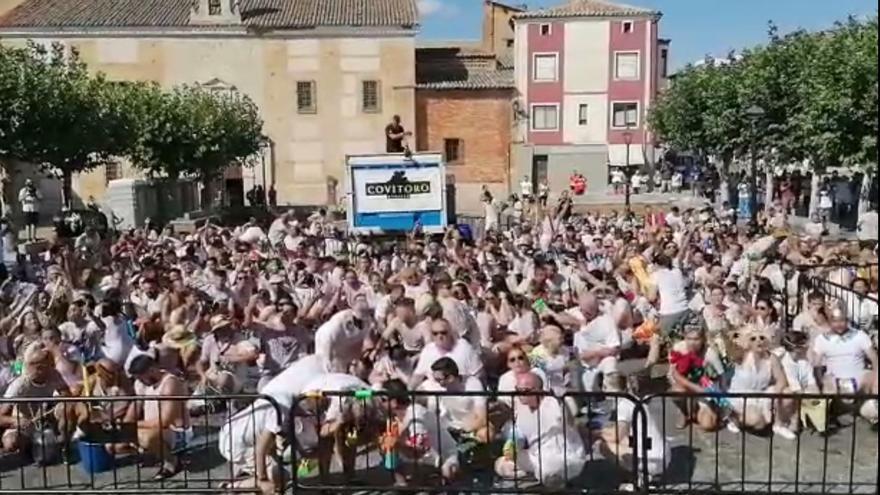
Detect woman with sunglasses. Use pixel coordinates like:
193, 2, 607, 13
726, 325, 794, 439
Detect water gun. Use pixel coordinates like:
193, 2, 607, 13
297, 458, 318, 478
699, 376, 730, 410
381, 418, 400, 470
632, 318, 658, 344
502, 437, 517, 462
628, 256, 655, 295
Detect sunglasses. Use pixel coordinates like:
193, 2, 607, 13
756, 305, 769, 310
432, 331, 449, 337
750, 335, 767, 342
508, 355, 527, 363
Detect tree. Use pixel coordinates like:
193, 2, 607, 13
129, 85, 264, 207
12, 42, 138, 208
649, 16, 878, 214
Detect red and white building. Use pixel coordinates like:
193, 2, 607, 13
511, 0, 669, 194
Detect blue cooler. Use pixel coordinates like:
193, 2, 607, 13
78, 441, 114, 474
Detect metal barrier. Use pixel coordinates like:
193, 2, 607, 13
1, 388, 877, 494
784, 263, 879, 332
0, 393, 283, 494
290, 390, 648, 494
641, 391, 879, 495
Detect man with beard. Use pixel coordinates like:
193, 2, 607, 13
245, 294, 310, 390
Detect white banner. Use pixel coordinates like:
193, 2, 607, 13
352, 166, 442, 213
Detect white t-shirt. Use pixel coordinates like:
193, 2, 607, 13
100, 315, 135, 366
414, 339, 484, 380
573, 313, 621, 369
779, 352, 817, 393
419, 376, 485, 431
18, 187, 41, 213
506, 397, 585, 480
314, 309, 373, 372
616, 397, 669, 476
301, 373, 368, 423
812, 330, 874, 381
650, 268, 689, 315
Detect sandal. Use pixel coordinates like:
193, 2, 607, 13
152, 462, 181, 481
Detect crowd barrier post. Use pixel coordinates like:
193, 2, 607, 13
640, 390, 878, 495
0, 393, 283, 494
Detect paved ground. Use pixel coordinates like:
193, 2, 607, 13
0, 389, 876, 494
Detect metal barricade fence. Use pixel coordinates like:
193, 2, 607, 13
289, 390, 648, 494
784, 263, 879, 332
1, 389, 877, 494
0, 393, 283, 494
640, 391, 879, 495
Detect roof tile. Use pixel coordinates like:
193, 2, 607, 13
514, 0, 658, 20
416, 47, 514, 90
0, 0, 418, 29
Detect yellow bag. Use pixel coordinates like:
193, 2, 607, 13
800, 399, 829, 433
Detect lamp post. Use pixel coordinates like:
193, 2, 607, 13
623, 124, 633, 213
259, 139, 271, 206
745, 105, 765, 225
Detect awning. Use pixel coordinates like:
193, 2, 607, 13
608, 144, 646, 167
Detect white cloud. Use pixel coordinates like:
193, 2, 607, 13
418, 0, 444, 16
418, 0, 460, 17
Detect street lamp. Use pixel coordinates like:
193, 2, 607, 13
259, 139, 271, 206
623, 124, 634, 213
745, 105, 765, 225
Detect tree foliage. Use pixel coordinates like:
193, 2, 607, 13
649, 16, 878, 174
129, 85, 264, 182
0, 42, 265, 207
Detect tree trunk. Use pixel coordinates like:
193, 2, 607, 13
858, 169, 874, 224
718, 155, 731, 207
808, 169, 822, 216
764, 168, 774, 211
61, 170, 73, 209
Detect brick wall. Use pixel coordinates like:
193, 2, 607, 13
415, 89, 512, 185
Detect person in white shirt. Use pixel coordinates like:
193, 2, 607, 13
411, 318, 483, 388
812, 306, 879, 411
314, 295, 375, 373
520, 175, 533, 200
777, 332, 820, 433
18, 178, 41, 242
494, 372, 586, 487
418, 357, 488, 438
571, 293, 621, 393
379, 378, 460, 485
649, 254, 690, 337
598, 374, 670, 486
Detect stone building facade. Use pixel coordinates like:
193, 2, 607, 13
0, 0, 418, 208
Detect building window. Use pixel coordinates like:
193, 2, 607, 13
531, 104, 558, 131
540, 24, 551, 36
622, 21, 633, 33
533, 53, 557, 82
296, 81, 316, 113
615, 52, 640, 80
208, 0, 222, 15
105, 162, 120, 184
660, 48, 669, 78
444, 138, 462, 163
361, 80, 381, 113
612, 102, 639, 128
578, 104, 589, 126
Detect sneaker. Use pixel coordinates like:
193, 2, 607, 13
773, 425, 797, 440
72, 427, 86, 441
726, 421, 741, 434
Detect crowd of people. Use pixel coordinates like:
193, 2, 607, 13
0, 190, 877, 493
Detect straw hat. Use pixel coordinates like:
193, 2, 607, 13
162, 325, 198, 350
209, 315, 234, 332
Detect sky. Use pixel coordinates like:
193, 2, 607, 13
417, 0, 877, 70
